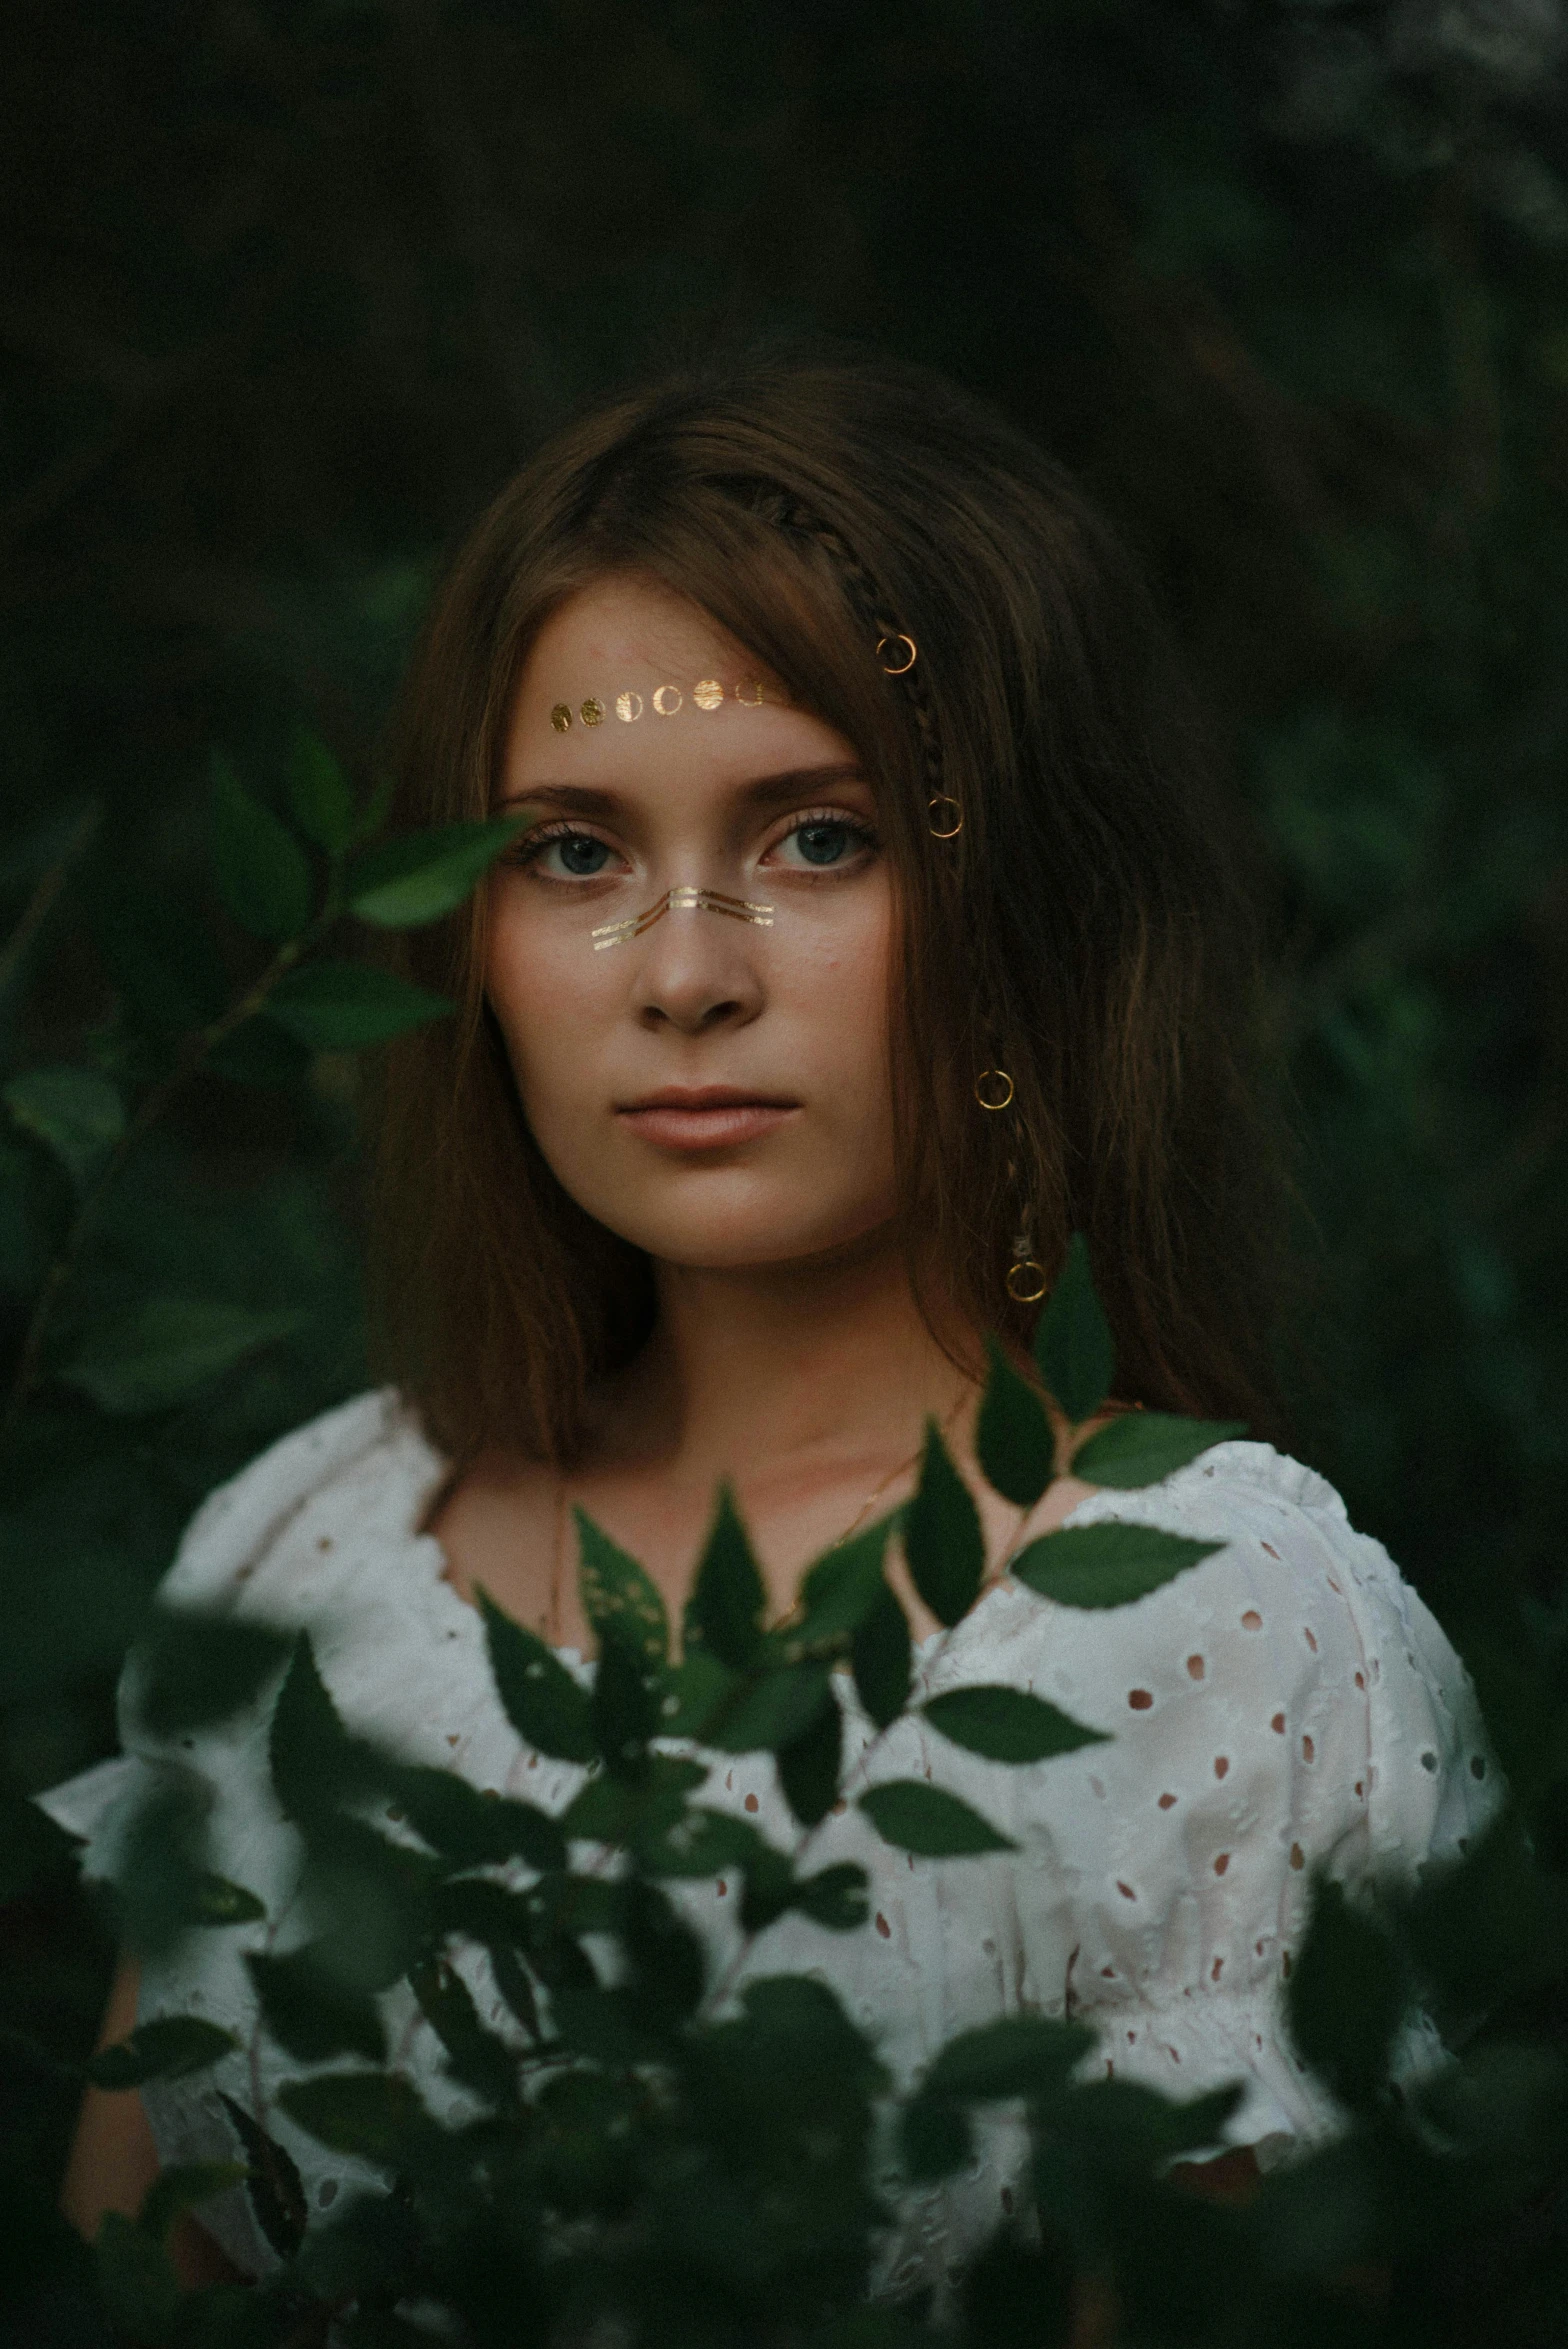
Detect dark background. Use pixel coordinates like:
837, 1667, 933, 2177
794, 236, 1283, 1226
3, 0, 1566, 2280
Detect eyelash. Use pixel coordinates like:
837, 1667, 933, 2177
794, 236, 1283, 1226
509, 808, 880, 879
773, 807, 880, 868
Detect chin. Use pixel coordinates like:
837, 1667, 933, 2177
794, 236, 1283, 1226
609, 1205, 899, 1275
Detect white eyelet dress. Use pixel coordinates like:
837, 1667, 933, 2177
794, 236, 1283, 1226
38, 1390, 1502, 2291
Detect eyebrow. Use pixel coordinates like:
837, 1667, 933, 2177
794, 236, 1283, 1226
495, 762, 868, 819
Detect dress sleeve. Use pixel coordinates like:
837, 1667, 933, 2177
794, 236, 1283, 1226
29, 1390, 430, 2277
33, 1390, 411, 1876
950, 1444, 1504, 2169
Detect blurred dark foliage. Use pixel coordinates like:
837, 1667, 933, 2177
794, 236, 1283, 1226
2, 0, 1567, 2337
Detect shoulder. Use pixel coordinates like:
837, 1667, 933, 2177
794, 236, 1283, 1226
961, 1439, 1499, 1878
158, 1387, 449, 1622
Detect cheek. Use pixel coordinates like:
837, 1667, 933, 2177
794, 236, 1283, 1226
483, 904, 604, 1118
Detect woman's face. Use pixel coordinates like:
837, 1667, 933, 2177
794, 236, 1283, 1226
487, 574, 898, 1272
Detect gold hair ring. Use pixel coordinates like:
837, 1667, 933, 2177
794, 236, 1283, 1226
591, 884, 775, 950
975, 1067, 1015, 1112
1006, 1258, 1048, 1305
877, 633, 918, 676
928, 794, 963, 839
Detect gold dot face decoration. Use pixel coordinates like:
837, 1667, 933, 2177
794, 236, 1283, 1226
547, 679, 781, 731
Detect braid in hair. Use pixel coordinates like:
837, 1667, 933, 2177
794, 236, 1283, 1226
743, 488, 949, 826
742, 485, 1038, 1316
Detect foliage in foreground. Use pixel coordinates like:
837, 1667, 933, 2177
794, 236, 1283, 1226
21, 1282, 1568, 2349
0, 721, 1564, 2345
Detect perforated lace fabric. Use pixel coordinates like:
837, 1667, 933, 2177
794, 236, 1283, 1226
39, 1390, 1502, 2288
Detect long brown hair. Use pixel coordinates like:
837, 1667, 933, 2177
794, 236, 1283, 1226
372, 350, 1290, 1465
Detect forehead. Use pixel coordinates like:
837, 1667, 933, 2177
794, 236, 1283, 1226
505, 576, 852, 781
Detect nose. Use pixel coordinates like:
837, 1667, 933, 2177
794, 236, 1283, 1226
629, 899, 766, 1036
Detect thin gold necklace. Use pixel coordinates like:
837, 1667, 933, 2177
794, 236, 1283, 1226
545, 1385, 972, 1648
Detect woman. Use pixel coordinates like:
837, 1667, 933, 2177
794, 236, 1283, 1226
47, 352, 1497, 2290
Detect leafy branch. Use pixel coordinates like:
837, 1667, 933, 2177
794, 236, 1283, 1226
0, 732, 520, 1444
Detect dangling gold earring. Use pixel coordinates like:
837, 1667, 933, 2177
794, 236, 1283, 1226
1006, 1214, 1048, 1305
1006, 1248, 1048, 1305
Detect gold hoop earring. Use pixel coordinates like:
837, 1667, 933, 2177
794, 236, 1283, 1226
927, 794, 963, 839
1006, 1258, 1048, 1305
877, 633, 917, 676
975, 1068, 1015, 1112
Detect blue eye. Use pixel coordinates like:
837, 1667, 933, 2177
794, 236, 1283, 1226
792, 821, 855, 867
550, 832, 611, 876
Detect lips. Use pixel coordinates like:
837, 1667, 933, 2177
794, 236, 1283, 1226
616, 1086, 799, 1151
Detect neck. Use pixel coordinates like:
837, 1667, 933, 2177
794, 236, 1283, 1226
599, 1226, 976, 1491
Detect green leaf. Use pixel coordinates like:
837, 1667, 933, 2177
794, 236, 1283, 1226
211, 750, 314, 940
0, 1137, 43, 1290
561, 1765, 697, 1847
479, 1588, 596, 1764
623, 1878, 706, 2030
269, 1633, 359, 1822
287, 726, 357, 853
185, 1872, 267, 1926
636, 1805, 768, 1879
778, 1691, 843, 1828
921, 2014, 1093, 2100
114, 1775, 223, 1958
1070, 1411, 1247, 1489
217, 2090, 308, 2260
684, 1484, 768, 1670
900, 2015, 1095, 2183
135, 1611, 291, 1737
1288, 1875, 1409, 2108
790, 1514, 897, 1653
900, 2095, 973, 2181
1010, 1521, 1221, 1608
93, 2209, 181, 2339
739, 1840, 799, 1935
574, 1507, 669, 1670
138, 2160, 249, 2245
347, 817, 523, 928
86, 2016, 238, 2090
384, 1763, 566, 1874
976, 1338, 1054, 1508
247, 1948, 387, 2065
902, 1420, 984, 1626
278, 2071, 431, 2163
429, 1875, 536, 1952
858, 1781, 1016, 1857
550, 1985, 667, 2067
591, 1626, 659, 1778
922, 1684, 1109, 1763
57, 1296, 306, 1414
263, 961, 453, 1049
706, 1661, 832, 1754
4, 1065, 124, 1193
792, 1861, 870, 1930
1032, 1232, 1115, 1424
530, 1871, 620, 1939
351, 767, 397, 846
656, 1651, 739, 1739
408, 1955, 518, 2105
852, 1583, 912, 1729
